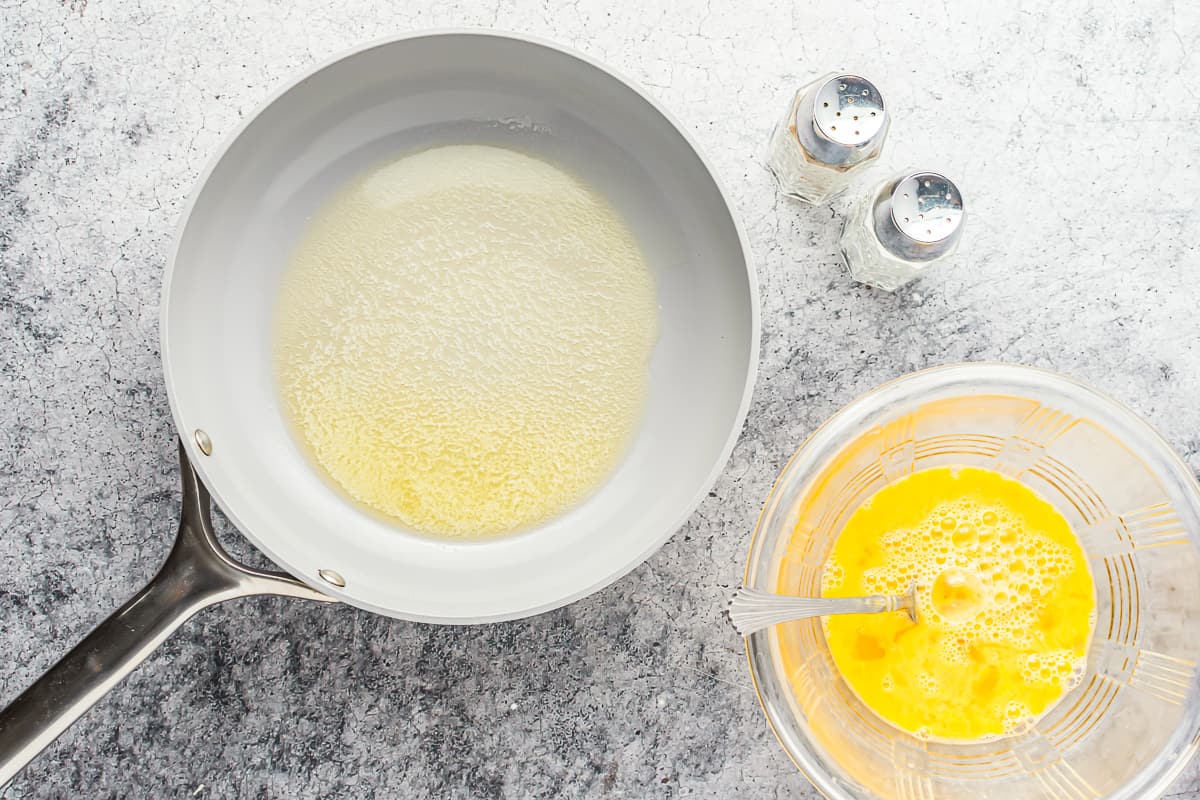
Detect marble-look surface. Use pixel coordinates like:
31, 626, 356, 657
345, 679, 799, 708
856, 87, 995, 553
2, 0, 1199, 797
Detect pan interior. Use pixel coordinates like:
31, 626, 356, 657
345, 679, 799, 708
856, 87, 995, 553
163, 33, 757, 622
273, 144, 660, 538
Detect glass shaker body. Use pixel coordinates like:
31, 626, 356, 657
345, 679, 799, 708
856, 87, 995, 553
840, 171, 965, 291
766, 73, 888, 204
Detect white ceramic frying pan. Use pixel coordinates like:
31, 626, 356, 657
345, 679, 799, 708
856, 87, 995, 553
0, 31, 758, 786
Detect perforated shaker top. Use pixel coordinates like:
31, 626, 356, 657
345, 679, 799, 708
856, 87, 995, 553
889, 173, 964, 245
812, 75, 887, 147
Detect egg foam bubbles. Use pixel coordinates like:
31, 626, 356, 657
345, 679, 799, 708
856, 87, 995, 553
821, 466, 1096, 741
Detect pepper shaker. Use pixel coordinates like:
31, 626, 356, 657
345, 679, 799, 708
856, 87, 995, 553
839, 171, 965, 291
765, 73, 889, 204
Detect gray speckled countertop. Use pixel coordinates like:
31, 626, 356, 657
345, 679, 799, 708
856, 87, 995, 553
3, 1, 1200, 798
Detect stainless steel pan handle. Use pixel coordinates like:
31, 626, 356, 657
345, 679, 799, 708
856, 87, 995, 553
0, 439, 334, 789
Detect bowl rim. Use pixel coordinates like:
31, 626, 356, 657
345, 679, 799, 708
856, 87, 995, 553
742, 361, 1200, 800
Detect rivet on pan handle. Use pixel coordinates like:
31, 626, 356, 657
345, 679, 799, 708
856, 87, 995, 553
0, 440, 336, 789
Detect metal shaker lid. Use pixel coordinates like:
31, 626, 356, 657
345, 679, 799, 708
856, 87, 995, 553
872, 172, 965, 261
795, 74, 888, 167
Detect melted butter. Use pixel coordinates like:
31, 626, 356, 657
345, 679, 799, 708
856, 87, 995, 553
821, 466, 1096, 740
274, 145, 658, 537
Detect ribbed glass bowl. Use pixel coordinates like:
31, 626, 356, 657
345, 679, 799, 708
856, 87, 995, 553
743, 363, 1200, 799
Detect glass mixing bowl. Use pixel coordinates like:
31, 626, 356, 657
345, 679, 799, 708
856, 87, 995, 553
743, 363, 1200, 799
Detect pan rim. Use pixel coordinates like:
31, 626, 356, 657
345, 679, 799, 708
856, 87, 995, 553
160, 28, 761, 623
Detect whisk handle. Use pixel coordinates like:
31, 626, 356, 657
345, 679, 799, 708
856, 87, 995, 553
727, 587, 897, 637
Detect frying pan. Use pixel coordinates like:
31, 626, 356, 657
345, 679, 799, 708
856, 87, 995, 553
0, 31, 758, 786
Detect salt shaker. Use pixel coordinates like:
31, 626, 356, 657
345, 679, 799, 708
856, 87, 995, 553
839, 171, 965, 291
765, 73, 889, 204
